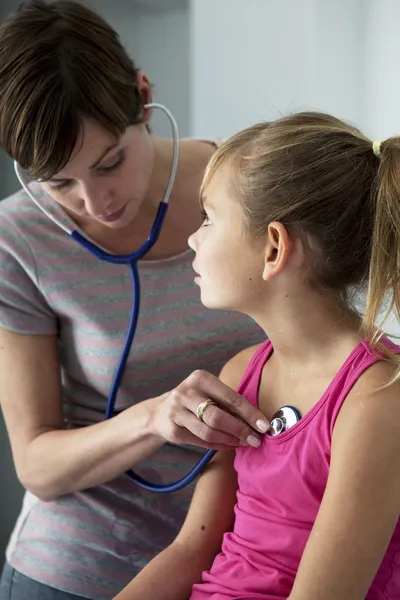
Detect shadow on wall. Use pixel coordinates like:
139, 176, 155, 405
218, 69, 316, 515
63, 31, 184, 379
0, 414, 24, 567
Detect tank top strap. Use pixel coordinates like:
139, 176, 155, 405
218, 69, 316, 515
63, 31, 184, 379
237, 339, 273, 407
328, 336, 400, 434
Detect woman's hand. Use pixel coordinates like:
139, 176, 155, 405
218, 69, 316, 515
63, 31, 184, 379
150, 369, 270, 450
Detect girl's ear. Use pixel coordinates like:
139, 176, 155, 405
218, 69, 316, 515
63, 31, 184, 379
262, 221, 292, 281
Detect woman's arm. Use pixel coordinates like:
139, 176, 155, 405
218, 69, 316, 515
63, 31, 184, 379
289, 360, 400, 600
113, 347, 257, 600
0, 326, 266, 501
0, 328, 165, 501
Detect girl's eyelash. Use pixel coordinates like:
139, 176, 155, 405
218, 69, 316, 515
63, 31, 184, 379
200, 209, 212, 226
50, 153, 125, 191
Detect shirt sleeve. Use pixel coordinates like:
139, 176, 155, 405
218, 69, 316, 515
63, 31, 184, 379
0, 213, 57, 335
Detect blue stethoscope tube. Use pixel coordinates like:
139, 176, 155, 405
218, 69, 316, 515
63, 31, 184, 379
72, 204, 217, 493
15, 103, 217, 493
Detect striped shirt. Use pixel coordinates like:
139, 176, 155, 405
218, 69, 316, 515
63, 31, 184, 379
0, 185, 264, 599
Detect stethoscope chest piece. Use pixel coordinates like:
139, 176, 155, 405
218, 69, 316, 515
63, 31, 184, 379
268, 405, 301, 436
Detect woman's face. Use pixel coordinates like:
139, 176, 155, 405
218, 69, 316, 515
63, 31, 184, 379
40, 118, 155, 230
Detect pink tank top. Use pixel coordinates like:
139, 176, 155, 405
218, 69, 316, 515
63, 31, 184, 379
190, 338, 400, 599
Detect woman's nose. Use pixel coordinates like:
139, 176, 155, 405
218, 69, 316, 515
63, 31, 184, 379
80, 182, 112, 216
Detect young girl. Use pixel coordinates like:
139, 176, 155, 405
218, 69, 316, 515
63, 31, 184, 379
114, 111, 400, 600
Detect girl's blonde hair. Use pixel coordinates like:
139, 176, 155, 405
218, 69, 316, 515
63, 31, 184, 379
202, 112, 400, 382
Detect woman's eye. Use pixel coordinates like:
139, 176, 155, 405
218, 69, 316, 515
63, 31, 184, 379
50, 179, 72, 191
99, 152, 125, 174
47, 151, 125, 191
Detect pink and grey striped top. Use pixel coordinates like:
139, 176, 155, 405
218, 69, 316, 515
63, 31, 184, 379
0, 185, 264, 599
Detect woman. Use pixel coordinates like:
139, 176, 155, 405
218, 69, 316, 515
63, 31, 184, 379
0, 2, 267, 599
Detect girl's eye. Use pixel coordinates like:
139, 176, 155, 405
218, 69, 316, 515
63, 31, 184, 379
200, 209, 212, 226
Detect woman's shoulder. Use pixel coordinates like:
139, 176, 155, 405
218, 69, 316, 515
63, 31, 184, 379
161, 138, 218, 236
1, 186, 34, 208
0, 188, 45, 230
0, 190, 40, 253
178, 138, 217, 182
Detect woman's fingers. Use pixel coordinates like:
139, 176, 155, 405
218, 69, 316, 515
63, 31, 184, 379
180, 399, 263, 448
183, 370, 270, 434
153, 370, 270, 449
172, 417, 240, 451
176, 410, 241, 447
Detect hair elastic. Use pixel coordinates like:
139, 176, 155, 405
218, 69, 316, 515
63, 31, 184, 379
372, 140, 382, 158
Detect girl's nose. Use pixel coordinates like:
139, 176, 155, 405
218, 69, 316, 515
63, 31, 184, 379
188, 231, 198, 251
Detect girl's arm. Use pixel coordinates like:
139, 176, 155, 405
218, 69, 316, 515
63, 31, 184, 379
114, 449, 237, 600
289, 359, 400, 600
113, 346, 259, 600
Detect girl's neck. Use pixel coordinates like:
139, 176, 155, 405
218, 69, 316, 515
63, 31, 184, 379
255, 290, 363, 371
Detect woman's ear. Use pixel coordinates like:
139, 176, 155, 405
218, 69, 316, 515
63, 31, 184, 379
262, 221, 292, 281
136, 72, 153, 123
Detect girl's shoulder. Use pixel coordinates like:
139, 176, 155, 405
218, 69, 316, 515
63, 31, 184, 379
219, 341, 268, 390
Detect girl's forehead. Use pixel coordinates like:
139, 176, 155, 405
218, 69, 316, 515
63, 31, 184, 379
203, 163, 233, 195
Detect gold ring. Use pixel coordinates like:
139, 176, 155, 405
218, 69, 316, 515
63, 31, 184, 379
196, 399, 216, 422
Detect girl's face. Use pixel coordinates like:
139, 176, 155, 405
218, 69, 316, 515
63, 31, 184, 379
188, 165, 267, 314
40, 118, 154, 230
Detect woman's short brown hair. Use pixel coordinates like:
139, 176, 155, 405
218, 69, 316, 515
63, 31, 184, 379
0, 0, 144, 180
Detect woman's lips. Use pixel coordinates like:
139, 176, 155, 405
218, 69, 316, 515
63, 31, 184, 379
98, 204, 127, 222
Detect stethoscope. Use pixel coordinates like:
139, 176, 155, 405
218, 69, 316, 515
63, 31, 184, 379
14, 103, 300, 494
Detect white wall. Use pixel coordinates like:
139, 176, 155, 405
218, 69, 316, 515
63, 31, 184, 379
363, 0, 400, 336
90, 0, 190, 138
190, 0, 366, 139
312, 0, 367, 128
364, 0, 400, 139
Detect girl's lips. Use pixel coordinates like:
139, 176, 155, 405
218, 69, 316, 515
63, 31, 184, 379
192, 262, 201, 277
